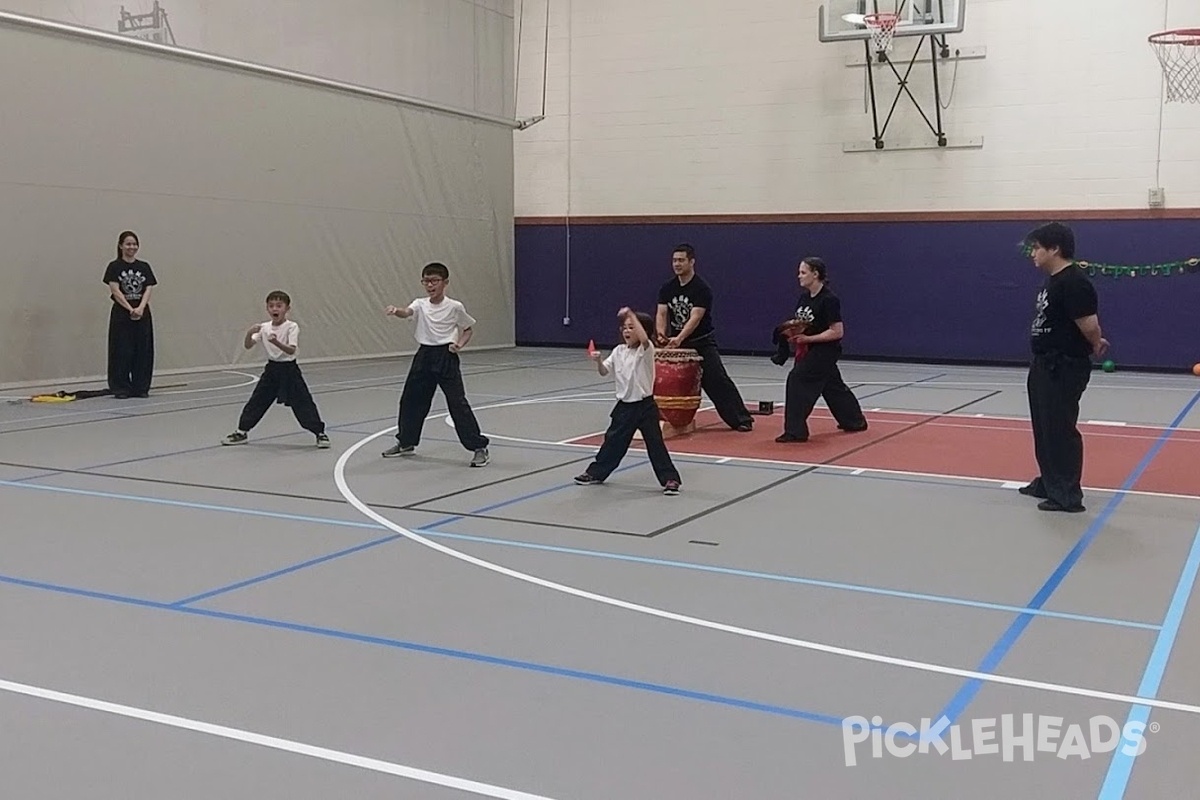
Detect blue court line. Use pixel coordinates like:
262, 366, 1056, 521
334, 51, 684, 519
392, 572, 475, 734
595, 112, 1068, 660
1097, 519, 1200, 799
0, 478, 1159, 630
0, 570, 845, 728
935, 388, 1200, 726
169, 533, 405, 606
168, 460, 647, 605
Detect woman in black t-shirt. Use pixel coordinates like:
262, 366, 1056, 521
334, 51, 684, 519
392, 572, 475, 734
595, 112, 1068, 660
772, 257, 867, 443
102, 230, 158, 398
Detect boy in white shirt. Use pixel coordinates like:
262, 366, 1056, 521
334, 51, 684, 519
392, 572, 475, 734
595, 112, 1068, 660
575, 307, 682, 495
381, 262, 490, 467
221, 290, 330, 448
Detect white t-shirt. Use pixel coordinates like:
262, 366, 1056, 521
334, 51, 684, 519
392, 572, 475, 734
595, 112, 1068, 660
604, 342, 656, 402
407, 296, 476, 346
252, 320, 299, 362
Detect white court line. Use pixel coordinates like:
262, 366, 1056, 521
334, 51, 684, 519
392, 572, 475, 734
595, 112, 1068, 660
553, 400, 719, 445
901, 419, 1184, 444
762, 404, 1200, 437
155, 370, 260, 395
556, 425, 607, 444
489, 426, 1200, 503
735, 378, 1200, 393
520, 408, 1200, 503
0, 678, 556, 800
336, 398, 1200, 716
605, 404, 1200, 443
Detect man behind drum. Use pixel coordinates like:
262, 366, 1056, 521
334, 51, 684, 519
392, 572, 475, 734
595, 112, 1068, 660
655, 243, 755, 432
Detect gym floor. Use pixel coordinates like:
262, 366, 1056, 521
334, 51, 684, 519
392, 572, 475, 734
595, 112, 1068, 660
3, 347, 1199, 799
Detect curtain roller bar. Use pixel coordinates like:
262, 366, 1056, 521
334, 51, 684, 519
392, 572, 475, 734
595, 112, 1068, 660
0, 9, 525, 130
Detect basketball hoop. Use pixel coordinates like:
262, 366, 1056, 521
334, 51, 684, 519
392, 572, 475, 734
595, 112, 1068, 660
863, 12, 899, 55
1149, 28, 1200, 103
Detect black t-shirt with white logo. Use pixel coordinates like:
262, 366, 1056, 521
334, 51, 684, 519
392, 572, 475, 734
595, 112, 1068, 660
1030, 264, 1097, 358
793, 287, 843, 354
103, 259, 158, 306
657, 274, 715, 344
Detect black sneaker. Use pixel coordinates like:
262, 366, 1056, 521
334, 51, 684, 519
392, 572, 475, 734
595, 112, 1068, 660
663, 480, 680, 496
221, 431, 248, 446
1018, 481, 1048, 498
1038, 499, 1086, 513
574, 473, 602, 485
316, 433, 330, 449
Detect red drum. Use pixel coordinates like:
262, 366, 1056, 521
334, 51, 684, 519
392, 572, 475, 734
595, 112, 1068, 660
653, 348, 704, 428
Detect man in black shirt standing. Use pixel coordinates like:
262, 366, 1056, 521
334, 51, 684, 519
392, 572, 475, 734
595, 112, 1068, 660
1019, 222, 1109, 513
655, 244, 754, 431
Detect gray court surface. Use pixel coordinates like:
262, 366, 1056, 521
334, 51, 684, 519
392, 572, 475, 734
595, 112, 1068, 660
3, 348, 1200, 799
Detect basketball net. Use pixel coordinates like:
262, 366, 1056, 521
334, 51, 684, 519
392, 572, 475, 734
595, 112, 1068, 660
864, 12, 898, 55
1149, 28, 1200, 103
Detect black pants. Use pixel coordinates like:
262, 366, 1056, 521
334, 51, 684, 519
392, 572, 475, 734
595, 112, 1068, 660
691, 337, 753, 429
397, 345, 489, 451
107, 304, 154, 396
1025, 353, 1092, 508
585, 397, 681, 485
784, 348, 867, 439
238, 360, 325, 435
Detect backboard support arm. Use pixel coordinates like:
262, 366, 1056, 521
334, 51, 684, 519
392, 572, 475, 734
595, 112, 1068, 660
863, 33, 949, 149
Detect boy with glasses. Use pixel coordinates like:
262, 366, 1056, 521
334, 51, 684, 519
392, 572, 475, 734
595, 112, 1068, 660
381, 262, 490, 467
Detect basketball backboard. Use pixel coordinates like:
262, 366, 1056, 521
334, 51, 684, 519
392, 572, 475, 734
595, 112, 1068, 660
818, 0, 965, 42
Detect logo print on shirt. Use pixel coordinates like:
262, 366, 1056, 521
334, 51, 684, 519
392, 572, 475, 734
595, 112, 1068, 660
1031, 289, 1048, 335
667, 295, 693, 333
119, 269, 147, 300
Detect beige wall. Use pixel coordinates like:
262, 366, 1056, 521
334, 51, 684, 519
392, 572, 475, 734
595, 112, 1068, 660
0, 20, 514, 386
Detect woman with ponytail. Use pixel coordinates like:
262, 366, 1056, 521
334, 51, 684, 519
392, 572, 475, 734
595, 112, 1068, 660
772, 256, 868, 442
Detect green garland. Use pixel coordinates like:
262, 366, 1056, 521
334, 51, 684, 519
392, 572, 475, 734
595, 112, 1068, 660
1018, 242, 1200, 277
1076, 258, 1200, 278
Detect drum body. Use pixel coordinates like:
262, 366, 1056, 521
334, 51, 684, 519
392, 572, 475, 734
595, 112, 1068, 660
653, 348, 703, 428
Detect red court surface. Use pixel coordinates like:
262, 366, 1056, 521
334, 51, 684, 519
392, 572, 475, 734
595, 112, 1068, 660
569, 408, 1200, 498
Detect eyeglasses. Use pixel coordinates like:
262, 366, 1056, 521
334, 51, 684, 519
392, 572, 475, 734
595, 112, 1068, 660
421, 277, 444, 285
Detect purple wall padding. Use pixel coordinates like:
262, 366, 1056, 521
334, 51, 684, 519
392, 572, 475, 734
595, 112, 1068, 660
515, 218, 1200, 370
